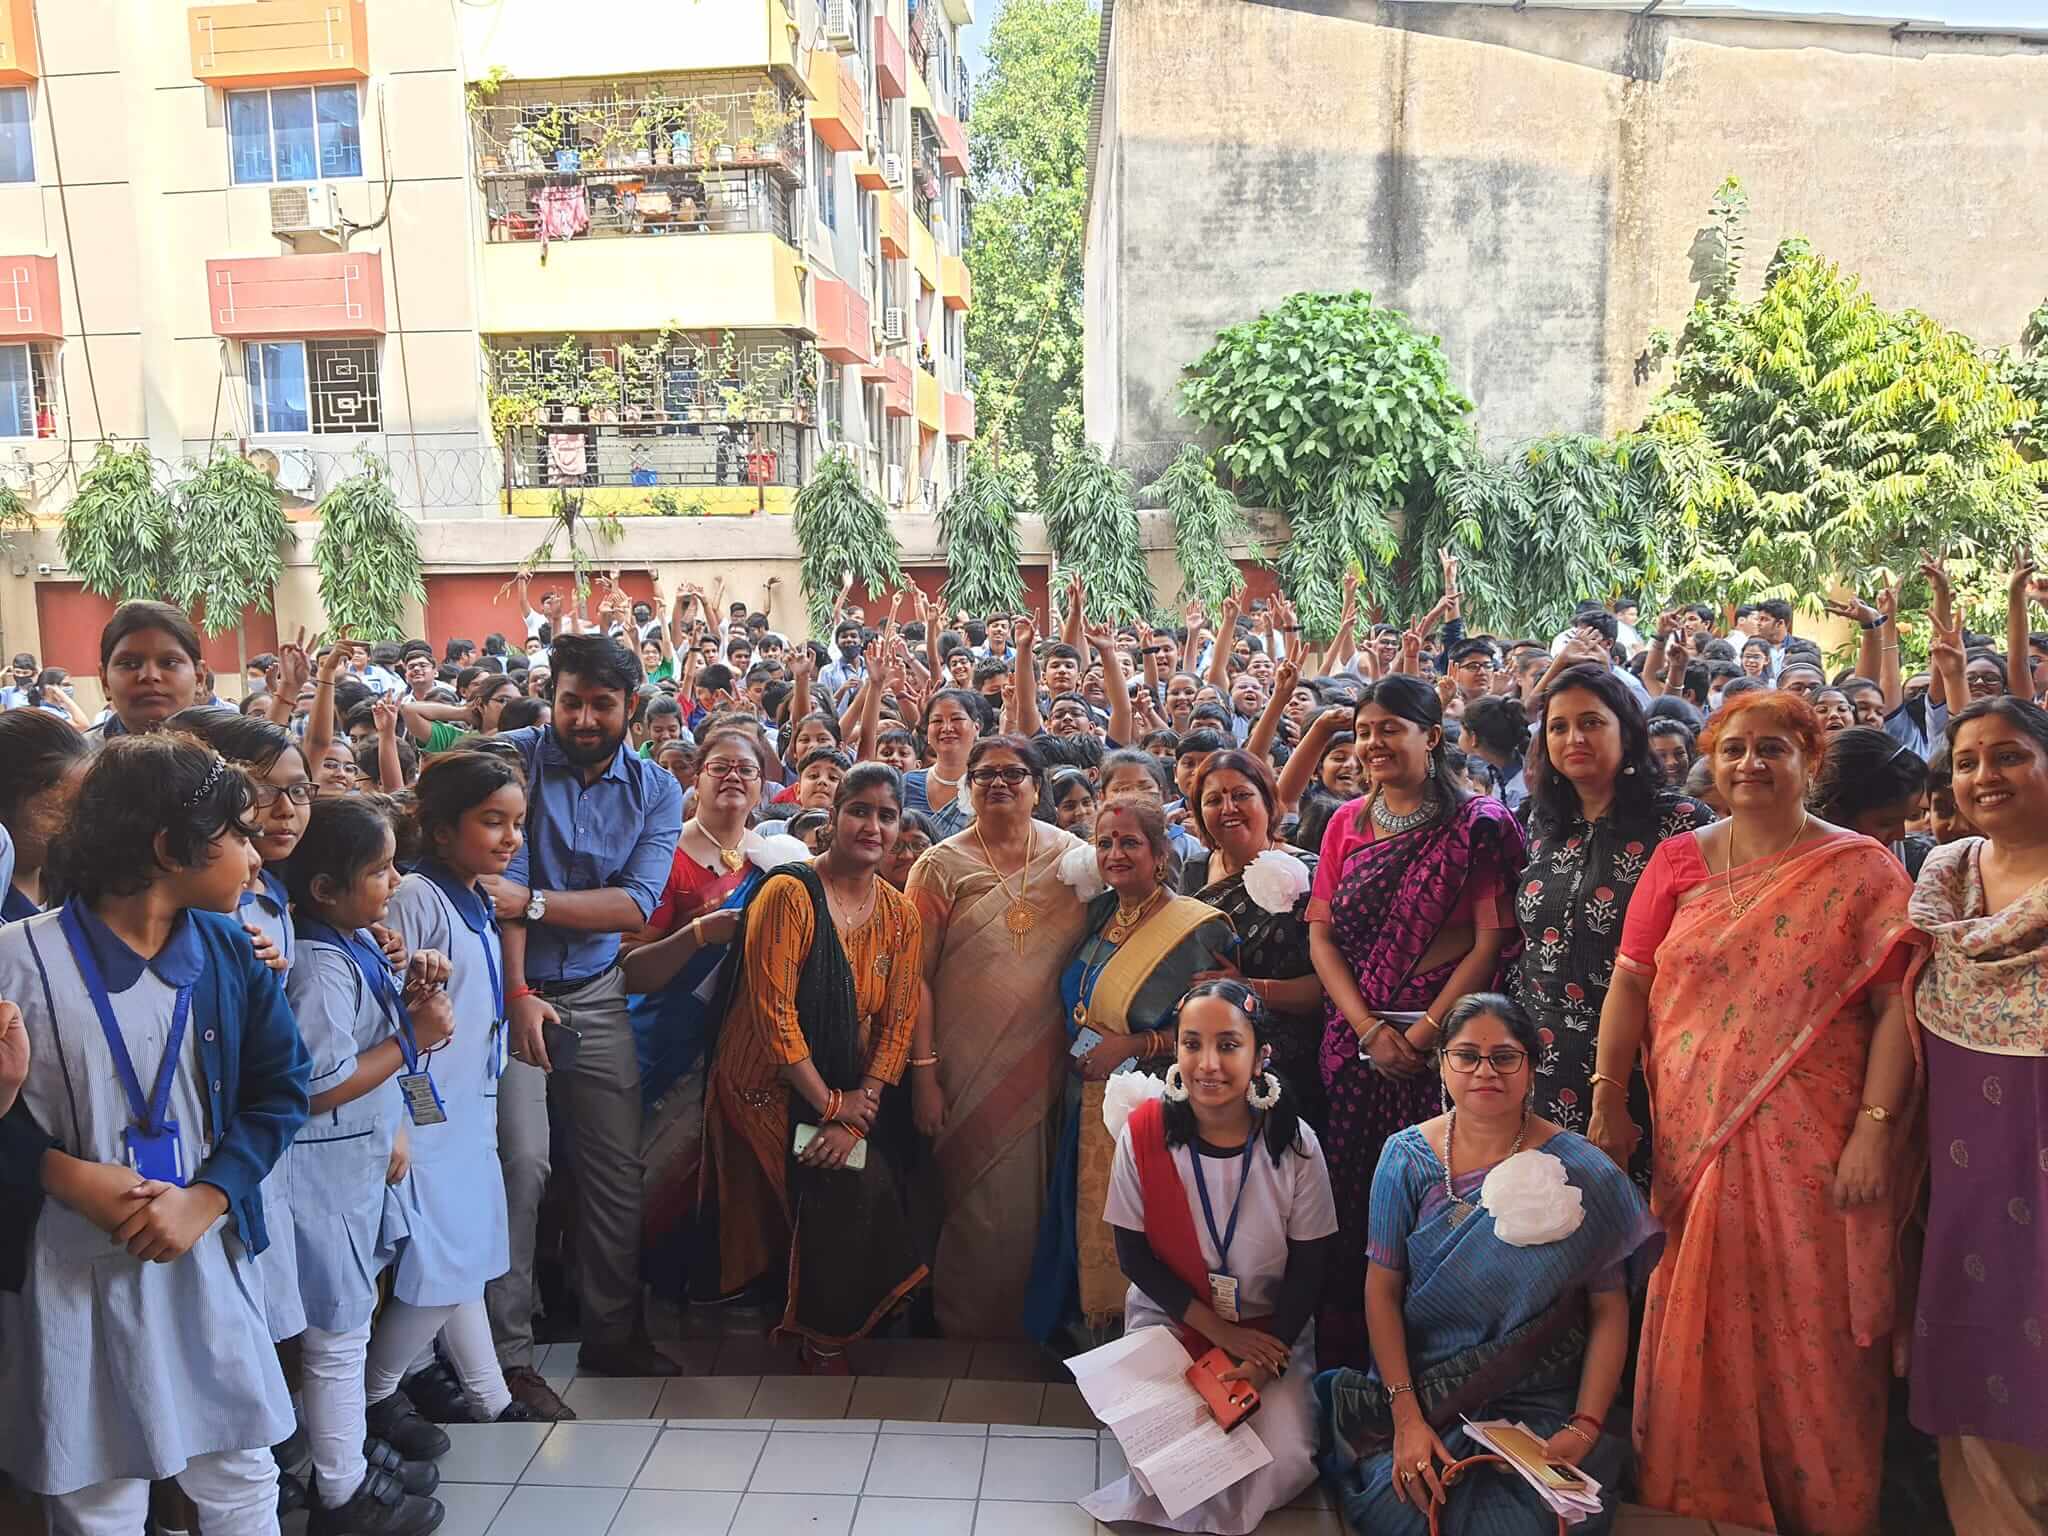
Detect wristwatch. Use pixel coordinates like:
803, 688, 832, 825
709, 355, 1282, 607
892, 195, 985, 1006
525, 889, 548, 922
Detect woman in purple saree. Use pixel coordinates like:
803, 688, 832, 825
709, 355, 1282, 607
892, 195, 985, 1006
1308, 677, 1528, 1367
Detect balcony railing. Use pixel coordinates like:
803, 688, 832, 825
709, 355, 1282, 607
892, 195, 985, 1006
488, 334, 819, 433
509, 421, 807, 492
483, 166, 796, 245
472, 81, 805, 186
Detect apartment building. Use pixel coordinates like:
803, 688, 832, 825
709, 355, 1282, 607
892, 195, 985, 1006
0, 0, 978, 671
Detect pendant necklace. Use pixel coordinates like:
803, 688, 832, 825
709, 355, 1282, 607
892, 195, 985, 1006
693, 819, 746, 873
1725, 813, 1807, 920
975, 823, 1038, 947
1073, 889, 1161, 1030
1372, 789, 1439, 836
1441, 1104, 1526, 1227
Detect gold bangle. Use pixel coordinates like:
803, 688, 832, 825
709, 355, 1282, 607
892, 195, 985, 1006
1589, 1071, 1627, 1094
1387, 1382, 1415, 1397
1560, 1421, 1596, 1447
909, 1054, 940, 1068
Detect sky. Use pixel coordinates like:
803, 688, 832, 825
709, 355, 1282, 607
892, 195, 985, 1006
959, 0, 2044, 76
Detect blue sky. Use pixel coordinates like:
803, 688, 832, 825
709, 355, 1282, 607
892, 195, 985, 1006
960, 0, 2043, 75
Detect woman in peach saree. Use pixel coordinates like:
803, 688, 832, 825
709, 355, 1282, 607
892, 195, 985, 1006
907, 736, 1091, 1338
1589, 691, 1922, 1536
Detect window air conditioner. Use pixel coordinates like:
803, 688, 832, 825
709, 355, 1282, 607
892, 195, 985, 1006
824, 0, 858, 51
882, 152, 904, 187
269, 183, 341, 236
882, 307, 906, 344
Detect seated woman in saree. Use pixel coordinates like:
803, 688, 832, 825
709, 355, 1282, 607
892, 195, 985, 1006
1023, 799, 1234, 1343
907, 735, 1092, 1340
1308, 675, 1527, 1369
1179, 749, 1328, 1137
1315, 993, 1661, 1536
620, 726, 797, 1305
699, 763, 928, 1372
1590, 689, 1920, 1536
1086, 979, 1338, 1535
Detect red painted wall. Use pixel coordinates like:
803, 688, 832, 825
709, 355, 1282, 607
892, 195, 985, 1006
422, 569, 657, 653
846, 562, 1054, 630
34, 583, 280, 679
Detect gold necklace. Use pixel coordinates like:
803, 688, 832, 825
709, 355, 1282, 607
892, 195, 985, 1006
691, 818, 746, 873
1724, 812, 1808, 920
975, 822, 1038, 946
1103, 886, 1166, 945
822, 870, 878, 935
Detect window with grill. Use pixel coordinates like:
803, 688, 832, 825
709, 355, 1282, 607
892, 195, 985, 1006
228, 85, 362, 185
245, 340, 381, 435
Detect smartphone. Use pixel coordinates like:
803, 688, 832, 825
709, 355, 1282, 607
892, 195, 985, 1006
542, 1019, 582, 1071
1070, 1026, 1105, 1058
793, 1122, 868, 1170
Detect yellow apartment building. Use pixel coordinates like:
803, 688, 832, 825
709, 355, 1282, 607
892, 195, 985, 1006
0, 0, 985, 676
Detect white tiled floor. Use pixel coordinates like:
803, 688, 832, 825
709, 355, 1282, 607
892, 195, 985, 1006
425, 1417, 1345, 1536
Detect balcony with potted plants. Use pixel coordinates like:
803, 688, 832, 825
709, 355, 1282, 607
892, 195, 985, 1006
487, 330, 817, 515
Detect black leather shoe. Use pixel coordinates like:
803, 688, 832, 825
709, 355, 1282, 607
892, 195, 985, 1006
306, 1466, 446, 1535
400, 1359, 476, 1424
363, 1439, 441, 1497
364, 1389, 452, 1461
277, 1470, 308, 1517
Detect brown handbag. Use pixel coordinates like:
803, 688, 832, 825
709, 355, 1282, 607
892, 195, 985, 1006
1426, 1455, 1568, 1536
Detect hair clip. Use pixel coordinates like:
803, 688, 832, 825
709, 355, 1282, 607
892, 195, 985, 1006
181, 756, 229, 807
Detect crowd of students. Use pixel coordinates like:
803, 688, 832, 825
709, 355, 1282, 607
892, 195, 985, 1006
0, 548, 2044, 1536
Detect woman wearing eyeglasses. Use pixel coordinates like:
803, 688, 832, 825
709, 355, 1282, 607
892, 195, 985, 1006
1315, 993, 1660, 1536
906, 734, 1092, 1339
619, 726, 774, 1307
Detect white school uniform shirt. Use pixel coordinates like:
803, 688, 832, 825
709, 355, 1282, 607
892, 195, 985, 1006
0, 908, 291, 1495
236, 871, 305, 1342
377, 870, 511, 1306
285, 927, 404, 1334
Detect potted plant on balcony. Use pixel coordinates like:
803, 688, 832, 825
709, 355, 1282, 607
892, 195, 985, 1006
750, 89, 796, 166
696, 100, 734, 164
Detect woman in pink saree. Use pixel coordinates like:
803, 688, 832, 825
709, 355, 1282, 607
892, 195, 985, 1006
1591, 690, 1922, 1535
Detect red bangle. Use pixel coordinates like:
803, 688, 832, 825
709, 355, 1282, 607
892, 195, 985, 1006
507, 985, 540, 1003
1568, 1413, 1602, 1434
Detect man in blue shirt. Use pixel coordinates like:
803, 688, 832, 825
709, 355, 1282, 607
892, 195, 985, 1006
483, 634, 684, 1403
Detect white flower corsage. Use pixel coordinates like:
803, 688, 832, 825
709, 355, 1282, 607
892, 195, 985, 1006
1058, 838, 1106, 901
1102, 1070, 1167, 1140
749, 833, 812, 871
1479, 1150, 1584, 1247
1241, 848, 1311, 914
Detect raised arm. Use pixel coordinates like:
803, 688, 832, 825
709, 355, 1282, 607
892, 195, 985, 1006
1206, 594, 1240, 688
855, 641, 885, 761
1060, 571, 1085, 655
1014, 618, 1044, 737
2008, 549, 2037, 701
1085, 615, 1135, 746
372, 696, 404, 791
1245, 659, 1296, 763
1922, 557, 1959, 712
304, 638, 348, 778
1277, 706, 1344, 816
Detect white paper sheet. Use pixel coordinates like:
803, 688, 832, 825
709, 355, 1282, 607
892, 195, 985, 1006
1460, 1418, 1604, 1525
1067, 1327, 1274, 1520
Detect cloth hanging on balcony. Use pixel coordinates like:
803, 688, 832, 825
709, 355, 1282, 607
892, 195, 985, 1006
536, 184, 590, 244
547, 433, 588, 484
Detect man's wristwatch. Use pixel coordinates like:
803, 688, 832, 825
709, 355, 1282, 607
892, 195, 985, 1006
525, 890, 547, 922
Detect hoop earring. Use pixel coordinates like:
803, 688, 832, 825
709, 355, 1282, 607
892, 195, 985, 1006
1247, 1072, 1282, 1111
1163, 1064, 1190, 1103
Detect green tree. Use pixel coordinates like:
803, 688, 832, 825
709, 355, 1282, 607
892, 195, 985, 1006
314, 458, 426, 641
965, 0, 1095, 496
1157, 445, 1261, 610
1181, 290, 1472, 635
792, 449, 906, 633
59, 444, 175, 603
1040, 440, 1154, 624
1640, 185, 2047, 627
936, 449, 1029, 616
168, 450, 292, 669
2011, 300, 2048, 457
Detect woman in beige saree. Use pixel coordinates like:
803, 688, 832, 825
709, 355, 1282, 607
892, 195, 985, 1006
907, 735, 1090, 1338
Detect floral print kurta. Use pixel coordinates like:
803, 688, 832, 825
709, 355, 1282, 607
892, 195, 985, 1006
1511, 791, 1711, 1184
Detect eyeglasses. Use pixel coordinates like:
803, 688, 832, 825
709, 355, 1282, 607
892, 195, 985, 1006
250, 782, 317, 808
1442, 1046, 1529, 1075
701, 758, 762, 782
968, 766, 1032, 787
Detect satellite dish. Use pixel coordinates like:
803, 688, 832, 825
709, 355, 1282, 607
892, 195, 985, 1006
245, 447, 282, 481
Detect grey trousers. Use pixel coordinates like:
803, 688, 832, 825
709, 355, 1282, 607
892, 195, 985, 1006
486, 967, 645, 1368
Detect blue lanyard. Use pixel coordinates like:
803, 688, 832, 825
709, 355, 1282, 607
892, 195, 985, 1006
260, 870, 293, 962
300, 920, 421, 1073
1189, 1133, 1258, 1278
419, 861, 506, 1077
59, 903, 193, 1137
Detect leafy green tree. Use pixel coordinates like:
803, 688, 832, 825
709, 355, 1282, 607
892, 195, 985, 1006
965, 0, 1094, 496
1157, 445, 1261, 610
59, 444, 175, 603
1640, 186, 2047, 625
2011, 300, 2048, 458
1181, 291, 1472, 635
1040, 440, 1154, 624
169, 451, 292, 669
936, 450, 1028, 616
314, 458, 426, 642
793, 449, 906, 633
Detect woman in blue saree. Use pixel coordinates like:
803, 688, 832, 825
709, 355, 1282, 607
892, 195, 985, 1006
1315, 994, 1661, 1535
1023, 800, 1233, 1341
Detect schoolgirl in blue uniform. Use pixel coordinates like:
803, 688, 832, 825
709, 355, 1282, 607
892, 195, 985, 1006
282, 798, 453, 1536
0, 735, 311, 1534
0, 705, 90, 925
369, 750, 531, 1424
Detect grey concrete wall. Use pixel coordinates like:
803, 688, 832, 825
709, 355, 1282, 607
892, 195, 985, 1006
1086, 0, 2048, 481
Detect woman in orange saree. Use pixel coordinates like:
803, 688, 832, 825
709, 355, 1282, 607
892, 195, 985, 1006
1589, 690, 1922, 1536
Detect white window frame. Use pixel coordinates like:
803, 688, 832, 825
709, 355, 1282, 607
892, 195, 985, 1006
226, 84, 364, 186
0, 342, 54, 439
0, 86, 32, 184
245, 338, 383, 436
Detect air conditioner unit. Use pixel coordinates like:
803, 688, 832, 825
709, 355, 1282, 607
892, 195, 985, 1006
882, 307, 906, 344
882, 152, 904, 187
887, 464, 906, 503
269, 183, 340, 235
824, 0, 857, 50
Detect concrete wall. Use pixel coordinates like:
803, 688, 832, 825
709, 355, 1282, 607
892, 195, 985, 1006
1085, 0, 2048, 480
